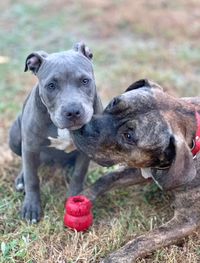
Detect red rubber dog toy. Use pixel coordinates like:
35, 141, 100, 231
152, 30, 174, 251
64, 195, 93, 232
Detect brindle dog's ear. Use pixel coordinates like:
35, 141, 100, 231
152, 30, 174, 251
125, 79, 163, 92
73, 42, 93, 60
156, 135, 196, 190
24, 51, 48, 74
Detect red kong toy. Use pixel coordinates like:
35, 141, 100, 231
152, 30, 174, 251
64, 195, 93, 232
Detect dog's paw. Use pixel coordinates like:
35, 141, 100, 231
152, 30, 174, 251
21, 195, 41, 223
15, 172, 25, 192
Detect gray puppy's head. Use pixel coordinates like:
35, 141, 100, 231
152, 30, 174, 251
25, 42, 97, 130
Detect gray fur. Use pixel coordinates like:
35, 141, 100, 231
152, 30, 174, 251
9, 42, 102, 223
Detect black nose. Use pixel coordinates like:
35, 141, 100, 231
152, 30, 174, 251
62, 104, 83, 120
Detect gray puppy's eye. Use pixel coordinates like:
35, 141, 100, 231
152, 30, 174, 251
82, 78, 90, 85
47, 82, 56, 91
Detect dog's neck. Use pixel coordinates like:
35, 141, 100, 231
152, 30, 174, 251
35, 85, 48, 114
175, 98, 200, 152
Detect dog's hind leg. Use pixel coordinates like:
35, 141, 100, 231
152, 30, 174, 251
9, 115, 25, 191
9, 114, 22, 156
15, 169, 24, 192
101, 190, 200, 263
81, 168, 146, 202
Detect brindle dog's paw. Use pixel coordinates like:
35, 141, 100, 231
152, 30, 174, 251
21, 195, 41, 223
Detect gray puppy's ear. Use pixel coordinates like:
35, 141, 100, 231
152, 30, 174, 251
24, 51, 48, 74
156, 134, 196, 190
73, 42, 93, 60
93, 94, 103, 114
125, 79, 163, 92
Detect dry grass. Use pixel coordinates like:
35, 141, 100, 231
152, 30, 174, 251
1, 0, 200, 262
1, 158, 174, 262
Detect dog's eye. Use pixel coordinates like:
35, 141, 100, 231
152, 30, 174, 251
123, 132, 132, 140
123, 132, 136, 144
82, 78, 90, 85
47, 83, 56, 91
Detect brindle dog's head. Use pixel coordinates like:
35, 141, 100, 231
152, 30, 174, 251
73, 79, 197, 189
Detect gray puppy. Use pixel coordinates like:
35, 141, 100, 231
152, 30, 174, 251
9, 42, 102, 223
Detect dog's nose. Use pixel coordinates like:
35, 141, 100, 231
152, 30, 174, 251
66, 109, 81, 118
62, 104, 83, 120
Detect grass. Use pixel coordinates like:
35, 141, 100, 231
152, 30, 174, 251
0, 0, 200, 262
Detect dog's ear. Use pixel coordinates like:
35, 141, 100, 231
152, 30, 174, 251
24, 51, 48, 74
125, 79, 163, 92
73, 42, 93, 60
156, 134, 196, 190
93, 94, 103, 114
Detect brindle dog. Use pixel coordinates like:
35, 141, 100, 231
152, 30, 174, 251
72, 79, 200, 262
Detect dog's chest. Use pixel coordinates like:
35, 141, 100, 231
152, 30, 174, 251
48, 128, 76, 152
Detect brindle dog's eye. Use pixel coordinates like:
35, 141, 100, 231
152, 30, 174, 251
124, 132, 132, 140
47, 82, 56, 91
122, 132, 136, 144
82, 78, 90, 85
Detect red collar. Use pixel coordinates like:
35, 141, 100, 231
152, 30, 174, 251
191, 111, 200, 157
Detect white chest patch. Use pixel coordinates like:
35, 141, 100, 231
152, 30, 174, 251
48, 128, 76, 153
141, 168, 163, 190
141, 168, 152, 179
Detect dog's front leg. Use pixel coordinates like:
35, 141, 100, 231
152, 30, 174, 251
68, 152, 90, 196
101, 212, 198, 263
21, 145, 41, 223
81, 168, 146, 202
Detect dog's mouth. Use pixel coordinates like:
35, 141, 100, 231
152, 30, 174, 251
53, 121, 83, 130
91, 156, 116, 167
52, 110, 93, 131
65, 123, 84, 131
52, 116, 89, 131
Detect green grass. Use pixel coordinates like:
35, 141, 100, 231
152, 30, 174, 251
0, 165, 172, 262
1, 0, 200, 262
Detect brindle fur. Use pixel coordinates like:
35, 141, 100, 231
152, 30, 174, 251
73, 79, 200, 262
